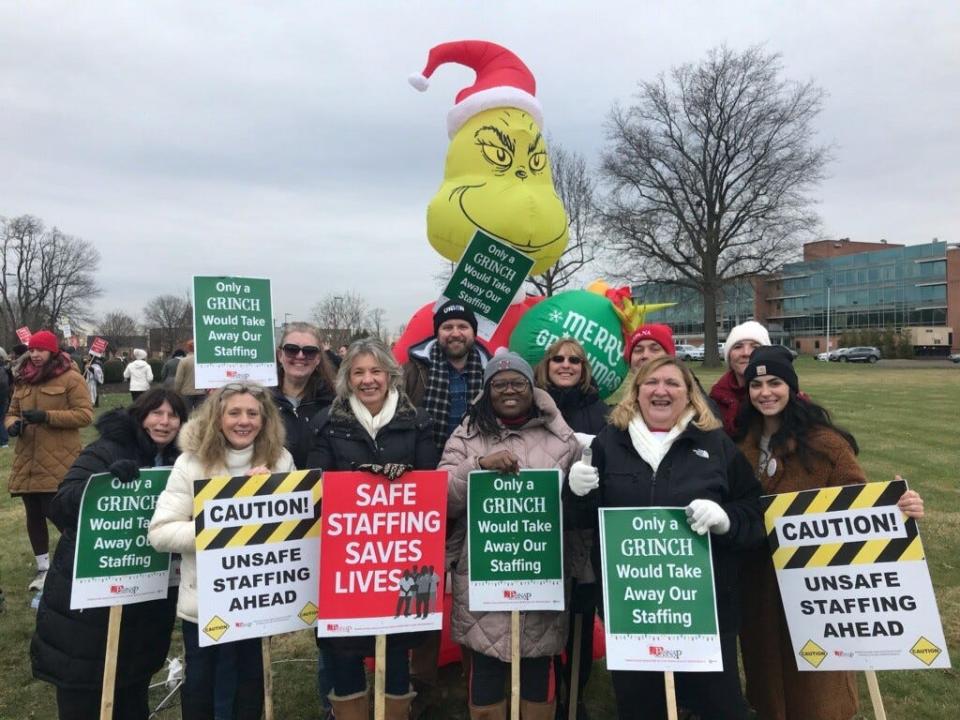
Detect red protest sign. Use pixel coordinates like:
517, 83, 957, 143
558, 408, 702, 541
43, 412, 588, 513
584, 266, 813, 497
90, 337, 108, 356
16, 326, 31, 344
317, 470, 447, 637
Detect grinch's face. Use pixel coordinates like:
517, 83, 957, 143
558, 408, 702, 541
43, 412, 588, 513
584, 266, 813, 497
427, 108, 569, 275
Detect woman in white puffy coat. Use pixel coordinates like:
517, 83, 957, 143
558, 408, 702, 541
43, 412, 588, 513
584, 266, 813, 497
122, 349, 153, 401
148, 382, 295, 720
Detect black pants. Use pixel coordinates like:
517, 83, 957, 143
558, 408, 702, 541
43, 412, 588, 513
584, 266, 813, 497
610, 632, 748, 720
56, 681, 149, 720
130, 391, 145, 401
415, 591, 430, 618
21, 492, 53, 556
469, 650, 554, 706
181, 621, 263, 720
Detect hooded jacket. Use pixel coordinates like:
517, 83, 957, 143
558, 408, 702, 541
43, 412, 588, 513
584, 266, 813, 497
401, 336, 491, 407
736, 425, 865, 720
440, 388, 580, 661
6, 355, 93, 494
148, 416, 296, 622
123, 358, 154, 391
32, 409, 180, 690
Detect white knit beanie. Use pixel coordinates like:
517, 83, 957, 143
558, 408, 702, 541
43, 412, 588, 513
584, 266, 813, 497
133, 348, 147, 360
723, 321, 771, 365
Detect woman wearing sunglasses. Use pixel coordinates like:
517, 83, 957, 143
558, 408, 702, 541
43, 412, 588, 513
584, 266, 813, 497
274, 322, 337, 469
149, 382, 295, 720
442, 348, 580, 719
533, 338, 608, 719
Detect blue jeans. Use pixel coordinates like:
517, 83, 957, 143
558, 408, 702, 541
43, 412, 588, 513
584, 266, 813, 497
316, 646, 335, 710
329, 645, 410, 697
181, 621, 263, 720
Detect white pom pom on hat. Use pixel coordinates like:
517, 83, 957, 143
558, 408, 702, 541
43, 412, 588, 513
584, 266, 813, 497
408, 73, 429, 92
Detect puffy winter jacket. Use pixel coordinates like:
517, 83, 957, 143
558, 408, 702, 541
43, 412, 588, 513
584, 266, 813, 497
578, 419, 764, 632
32, 409, 180, 690
123, 359, 154, 392
307, 392, 438, 655
440, 388, 580, 662
272, 384, 334, 469
6, 356, 93, 494
709, 370, 747, 437
148, 418, 296, 622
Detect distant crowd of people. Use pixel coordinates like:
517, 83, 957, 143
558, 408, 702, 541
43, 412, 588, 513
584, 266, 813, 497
4, 311, 925, 720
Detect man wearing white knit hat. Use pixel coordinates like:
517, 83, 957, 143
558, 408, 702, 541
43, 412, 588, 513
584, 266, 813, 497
709, 320, 771, 436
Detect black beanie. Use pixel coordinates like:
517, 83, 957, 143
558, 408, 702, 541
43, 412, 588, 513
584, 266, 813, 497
433, 300, 478, 336
744, 345, 799, 393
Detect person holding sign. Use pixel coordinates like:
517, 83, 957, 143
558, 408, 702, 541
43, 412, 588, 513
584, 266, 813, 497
733, 346, 924, 720
441, 348, 579, 720
533, 338, 608, 718
31, 388, 187, 719
6, 330, 94, 592
568, 356, 762, 720
149, 382, 295, 720
307, 338, 437, 720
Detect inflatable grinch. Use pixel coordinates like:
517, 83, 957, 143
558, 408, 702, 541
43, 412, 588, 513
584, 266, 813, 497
410, 40, 569, 276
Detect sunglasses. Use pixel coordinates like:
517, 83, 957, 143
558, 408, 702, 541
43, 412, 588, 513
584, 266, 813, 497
549, 355, 583, 365
281, 343, 321, 358
222, 382, 265, 395
489, 379, 530, 393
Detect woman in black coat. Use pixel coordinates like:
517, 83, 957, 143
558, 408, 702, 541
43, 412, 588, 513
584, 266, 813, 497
533, 337, 609, 719
307, 338, 437, 720
32, 389, 189, 720
568, 357, 763, 720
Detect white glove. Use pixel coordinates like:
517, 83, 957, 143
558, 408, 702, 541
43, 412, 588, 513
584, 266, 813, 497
569, 451, 599, 497
685, 499, 730, 535
574, 432, 595, 452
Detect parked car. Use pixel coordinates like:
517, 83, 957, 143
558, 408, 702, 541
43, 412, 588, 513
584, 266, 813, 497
828, 348, 850, 362
675, 344, 699, 361
841, 346, 881, 363
949, 352, 960, 364
688, 345, 705, 361
816, 351, 831, 361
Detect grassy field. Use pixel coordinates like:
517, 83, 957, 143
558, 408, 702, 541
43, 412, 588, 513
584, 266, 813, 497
0, 360, 957, 718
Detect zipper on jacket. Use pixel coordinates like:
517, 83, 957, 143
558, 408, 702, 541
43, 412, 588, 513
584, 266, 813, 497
649, 469, 657, 505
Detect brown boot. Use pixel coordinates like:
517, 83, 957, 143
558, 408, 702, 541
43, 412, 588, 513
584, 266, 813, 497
385, 690, 417, 720
329, 690, 369, 720
519, 698, 556, 720
469, 699, 507, 720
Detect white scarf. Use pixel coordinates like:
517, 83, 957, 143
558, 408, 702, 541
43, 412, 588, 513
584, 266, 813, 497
628, 409, 695, 472
349, 388, 399, 440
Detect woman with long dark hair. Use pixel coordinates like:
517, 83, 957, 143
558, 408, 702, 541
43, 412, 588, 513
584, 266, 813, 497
6, 330, 93, 591
32, 389, 188, 719
734, 345, 923, 720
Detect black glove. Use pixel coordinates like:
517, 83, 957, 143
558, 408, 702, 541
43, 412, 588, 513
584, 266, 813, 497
22, 409, 47, 424
108, 459, 141, 484
7, 420, 22, 437
354, 463, 413, 481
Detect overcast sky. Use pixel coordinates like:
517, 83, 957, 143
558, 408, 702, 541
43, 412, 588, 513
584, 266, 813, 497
2, 1, 958, 334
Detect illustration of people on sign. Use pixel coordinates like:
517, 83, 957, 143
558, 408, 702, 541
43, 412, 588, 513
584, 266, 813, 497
395, 567, 417, 618
394, 565, 441, 619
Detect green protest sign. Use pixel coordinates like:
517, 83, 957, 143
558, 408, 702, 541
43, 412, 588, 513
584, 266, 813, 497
192, 275, 277, 388
71, 469, 172, 610
467, 469, 563, 611
599, 507, 721, 671
439, 230, 535, 340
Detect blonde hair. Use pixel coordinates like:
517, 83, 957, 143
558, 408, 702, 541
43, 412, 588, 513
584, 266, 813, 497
609, 356, 721, 432
533, 337, 594, 394
188, 382, 287, 474
334, 338, 403, 401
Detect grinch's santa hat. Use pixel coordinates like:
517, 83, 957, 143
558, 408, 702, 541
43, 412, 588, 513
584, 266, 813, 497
409, 40, 543, 138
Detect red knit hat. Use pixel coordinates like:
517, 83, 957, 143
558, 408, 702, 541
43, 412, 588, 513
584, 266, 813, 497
625, 324, 676, 361
409, 40, 544, 138
28, 330, 60, 354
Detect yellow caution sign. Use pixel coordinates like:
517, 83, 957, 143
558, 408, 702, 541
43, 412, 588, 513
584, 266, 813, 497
909, 637, 942, 666
203, 615, 229, 642
798, 639, 827, 668
298, 601, 318, 625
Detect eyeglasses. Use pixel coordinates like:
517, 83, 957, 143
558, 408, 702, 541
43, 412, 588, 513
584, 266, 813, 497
489, 379, 530, 393
282, 344, 321, 358
549, 355, 583, 365
222, 382, 265, 395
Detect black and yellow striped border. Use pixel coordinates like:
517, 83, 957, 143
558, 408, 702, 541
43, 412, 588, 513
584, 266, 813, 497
193, 470, 322, 551
761, 480, 924, 570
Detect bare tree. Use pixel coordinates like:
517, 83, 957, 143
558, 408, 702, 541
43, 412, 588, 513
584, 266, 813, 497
367, 307, 388, 342
527, 143, 599, 296
599, 46, 829, 365
0, 215, 101, 343
144, 293, 193, 354
98, 310, 140, 340
311, 291, 369, 348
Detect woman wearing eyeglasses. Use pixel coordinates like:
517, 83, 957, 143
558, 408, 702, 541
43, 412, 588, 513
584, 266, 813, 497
273, 322, 337, 469
307, 338, 437, 720
441, 348, 580, 719
149, 382, 295, 720
533, 338, 609, 719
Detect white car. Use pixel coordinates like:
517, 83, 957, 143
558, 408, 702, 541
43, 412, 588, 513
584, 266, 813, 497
688, 345, 705, 361
816, 352, 831, 361
675, 344, 699, 361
